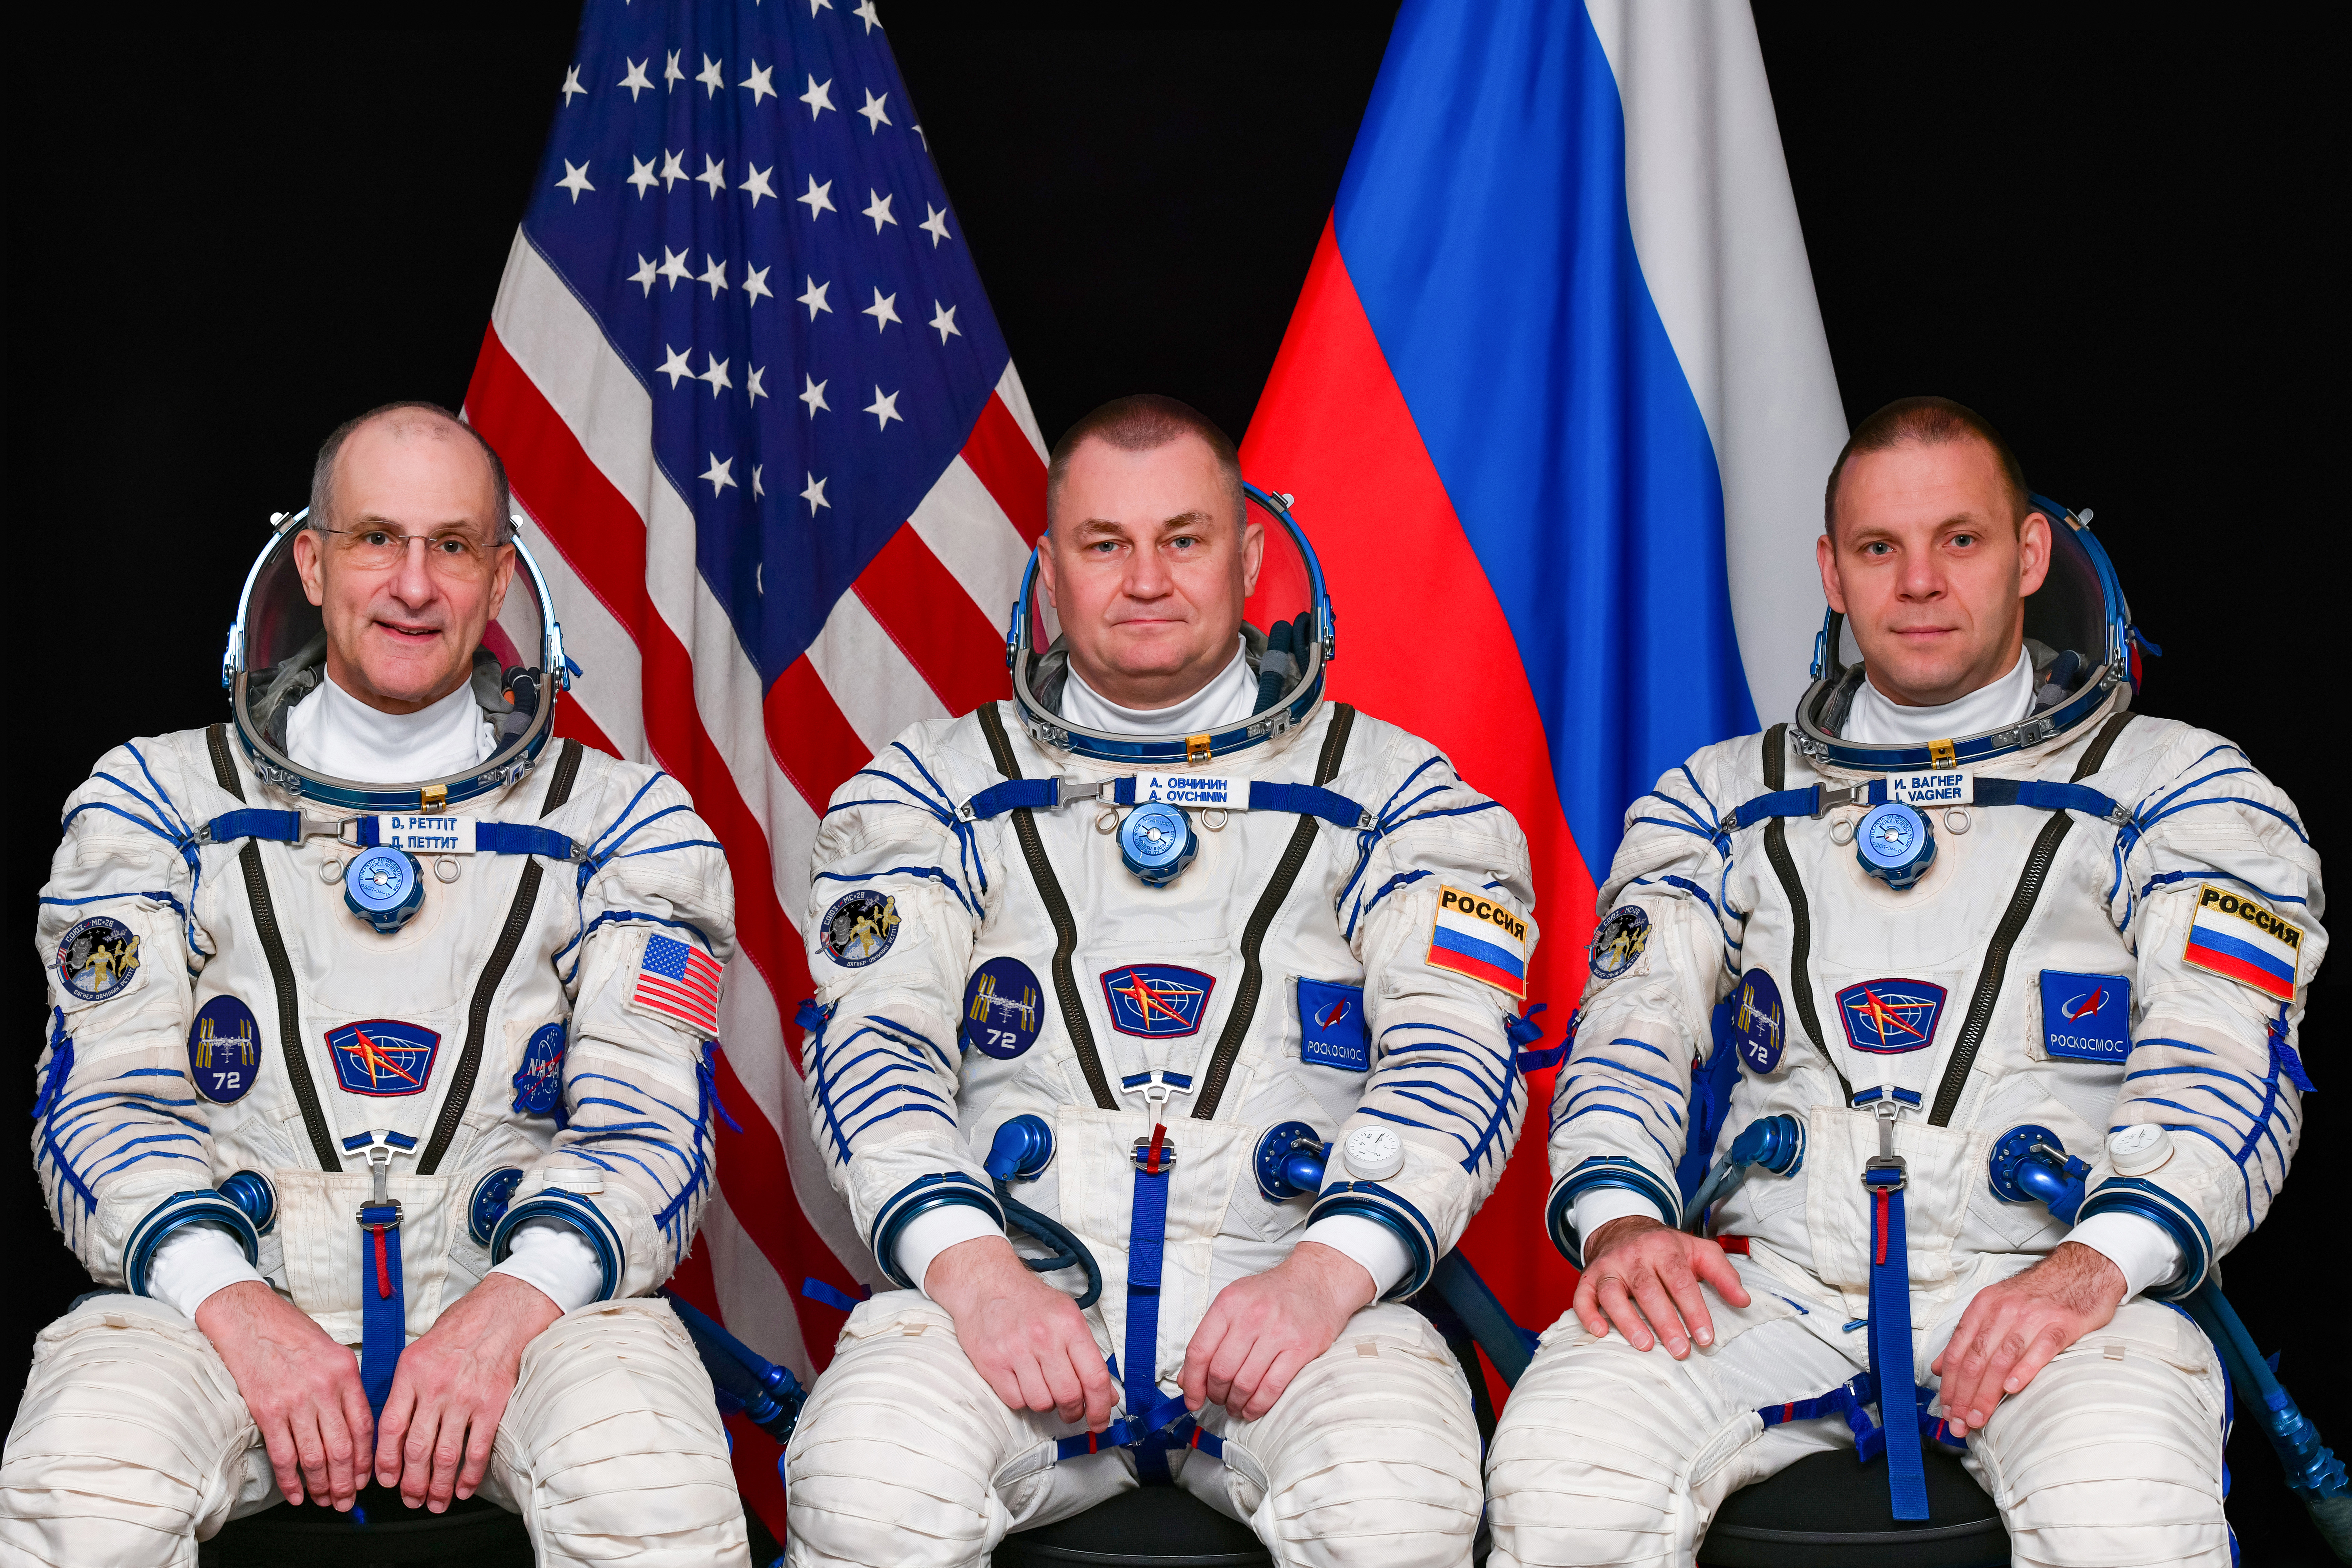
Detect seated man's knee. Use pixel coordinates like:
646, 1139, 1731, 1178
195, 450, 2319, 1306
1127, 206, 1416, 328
1979, 1308, 2229, 1568
1, 1300, 255, 1556
1486, 1321, 1733, 1568
508, 1299, 745, 1562
1235, 1310, 1483, 1568
786, 1294, 1026, 1568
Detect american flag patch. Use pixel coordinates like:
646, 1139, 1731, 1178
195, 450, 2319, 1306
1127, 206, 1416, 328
631, 934, 722, 1037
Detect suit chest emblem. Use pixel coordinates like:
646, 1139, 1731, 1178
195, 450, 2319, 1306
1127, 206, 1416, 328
1101, 964, 1215, 1038
1834, 979, 1948, 1054
326, 1019, 441, 1097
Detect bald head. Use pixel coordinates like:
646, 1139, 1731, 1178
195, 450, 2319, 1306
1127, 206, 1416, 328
309, 401, 511, 538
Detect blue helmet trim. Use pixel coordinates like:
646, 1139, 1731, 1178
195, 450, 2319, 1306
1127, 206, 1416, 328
224, 507, 570, 811
1794, 497, 2140, 772
1007, 483, 1337, 765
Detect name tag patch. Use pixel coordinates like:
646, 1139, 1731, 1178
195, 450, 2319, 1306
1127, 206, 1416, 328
189, 994, 262, 1104
1885, 771, 1974, 807
327, 1018, 441, 1097
1428, 885, 1530, 997
379, 813, 474, 854
1834, 979, 1948, 1054
2039, 971, 2131, 1063
2182, 884, 2303, 1001
1298, 979, 1371, 1072
1136, 772, 1239, 808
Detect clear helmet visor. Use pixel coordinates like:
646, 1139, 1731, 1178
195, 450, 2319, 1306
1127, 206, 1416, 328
226, 509, 570, 806
1009, 484, 1335, 758
1799, 496, 2138, 761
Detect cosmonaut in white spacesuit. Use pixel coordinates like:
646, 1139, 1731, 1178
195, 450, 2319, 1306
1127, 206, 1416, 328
783, 396, 1540, 1568
1485, 398, 2324, 1568
2, 405, 749, 1566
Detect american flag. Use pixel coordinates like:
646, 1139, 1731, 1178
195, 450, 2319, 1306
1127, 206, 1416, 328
632, 934, 726, 1037
461, 0, 1043, 1523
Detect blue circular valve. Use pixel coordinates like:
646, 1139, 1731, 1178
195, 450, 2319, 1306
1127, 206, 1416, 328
1118, 801, 1198, 888
1254, 1121, 1328, 1202
1855, 801, 1937, 890
345, 846, 425, 933
217, 1169, 277, 1235
985, 1114, 1056, 1182
469, 1167, 525, 1247
1986, 1124, 2064, 1204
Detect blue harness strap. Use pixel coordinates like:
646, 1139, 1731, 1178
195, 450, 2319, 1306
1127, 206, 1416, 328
473, 822, 579, 858
198, 812, 581, 859
204, 808, 302, 844
1864, 1152, 1929, 1520
958, 776, 1368, 831
1125, 1122, 1176, 1483
1240, 781, 1368, 829
1724, 777, 2126, 833
344, 1129, 418, 1418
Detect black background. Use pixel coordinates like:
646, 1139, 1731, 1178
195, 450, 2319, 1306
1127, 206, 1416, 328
7, 7, 2338, 1559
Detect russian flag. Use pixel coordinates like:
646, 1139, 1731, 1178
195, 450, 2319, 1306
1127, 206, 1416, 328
1241, 0, 1846, 1327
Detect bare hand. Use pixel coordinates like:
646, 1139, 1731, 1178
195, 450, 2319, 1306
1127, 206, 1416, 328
1178, 1241, 1376, 1422
1931, 1241, 2123, 1440
195, 1280, 374, 1510
1573, 1216, 1751, 1358
373, 1271, 563, 1510
928, 1235, 1115, 1431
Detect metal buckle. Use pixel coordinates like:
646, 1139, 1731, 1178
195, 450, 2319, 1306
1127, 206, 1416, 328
1130, 1136, 1179, 1171
1863, 1154, 1908, 1192
356, 1197, 406, 1228
1058, 777, 1118, 807
1814, 785, 1861, 816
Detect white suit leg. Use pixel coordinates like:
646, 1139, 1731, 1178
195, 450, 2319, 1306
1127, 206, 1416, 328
783, 1292, 1133, 1568
0, 1295, 275, 1567
1956, 1297, 2229, 1568
1205, 1303, 1485, 1568
1485, 1273, 1860, 1568
482, 1296, 748, 1567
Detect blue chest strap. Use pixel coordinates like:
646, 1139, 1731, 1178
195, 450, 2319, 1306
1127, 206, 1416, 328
959, 775, 1368, 830
1124, 1122, 1177, 1483
1721, 777, 2127, 833
197, 810, 583, 861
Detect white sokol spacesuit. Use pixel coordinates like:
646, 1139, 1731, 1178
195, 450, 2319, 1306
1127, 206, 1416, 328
1486, 503, 2325, 1568
783, 491, 1538, 1568
1, 514, 749, 1566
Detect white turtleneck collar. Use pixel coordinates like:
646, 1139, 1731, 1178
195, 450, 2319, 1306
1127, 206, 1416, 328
1061, 640, 1258, 739
283, 670, 497, 784
1842, 646, 2035, 746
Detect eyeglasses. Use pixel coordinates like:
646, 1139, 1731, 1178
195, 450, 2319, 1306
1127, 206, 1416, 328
318, 525, 510, 581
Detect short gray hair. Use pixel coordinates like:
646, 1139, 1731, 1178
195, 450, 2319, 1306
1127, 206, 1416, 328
308, 401, 515, 540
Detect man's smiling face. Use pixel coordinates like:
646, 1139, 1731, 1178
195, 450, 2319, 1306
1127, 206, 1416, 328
1817, 436, 2050, 707
292, 412, 515, 714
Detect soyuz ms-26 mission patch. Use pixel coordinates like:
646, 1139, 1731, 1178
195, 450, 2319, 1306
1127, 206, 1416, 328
820, 889, 900, 968
58, 915, 141, 1003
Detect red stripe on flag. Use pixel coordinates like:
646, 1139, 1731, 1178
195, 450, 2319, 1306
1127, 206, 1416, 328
764, 655, 877, 814
1240, 214, 1597, 1354
551, 697, 622, 759
960, 392, 1048, 545
467, 329, 849, 1367
2182, 940, 2294, 1001
854, 523, 1013, 718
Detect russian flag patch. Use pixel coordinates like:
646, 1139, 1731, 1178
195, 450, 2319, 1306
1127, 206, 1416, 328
1426, 885, 1528, 999
631, 934, 723, 1037
2182, 884, 2303, 1002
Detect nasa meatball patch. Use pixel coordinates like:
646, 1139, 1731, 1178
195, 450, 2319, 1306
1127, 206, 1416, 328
58, 916, 141, 1003
1298, 979, 1371, 1072
2038, 971, 2131, 1063
1427, 886, 1529, 999
820, 889, 901, 968
511, 1022, 569, 1119
2181, 884, 2303, 1002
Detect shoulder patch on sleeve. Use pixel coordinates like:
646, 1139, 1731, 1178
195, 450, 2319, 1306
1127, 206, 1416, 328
630, 934, 723, 1037
1426, 885, 1528, 998
2182, 883, 2303, 1001
57, 916, 142, 1003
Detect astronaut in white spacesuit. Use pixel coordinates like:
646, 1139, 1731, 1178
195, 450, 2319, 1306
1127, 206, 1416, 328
2, 404, 749, 1566
783, 396, 1539, 1568
1485, 398, 2324, 1568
